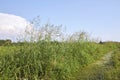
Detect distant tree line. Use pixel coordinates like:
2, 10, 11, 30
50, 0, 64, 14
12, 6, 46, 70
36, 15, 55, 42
0, 39, 12, 46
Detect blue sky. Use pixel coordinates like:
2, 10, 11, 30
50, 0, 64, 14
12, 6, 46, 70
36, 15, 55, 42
0, 0, 120, 41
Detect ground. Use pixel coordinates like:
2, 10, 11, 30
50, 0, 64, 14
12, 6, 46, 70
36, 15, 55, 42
76, 50, 115, 80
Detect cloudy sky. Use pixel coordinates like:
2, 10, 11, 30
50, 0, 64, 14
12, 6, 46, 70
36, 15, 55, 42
0, 13, 29, 41
0, 0, 120, 41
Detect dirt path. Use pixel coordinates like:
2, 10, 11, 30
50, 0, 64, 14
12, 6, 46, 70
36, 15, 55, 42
93, 51, 114, 65
76, 51, 115, 80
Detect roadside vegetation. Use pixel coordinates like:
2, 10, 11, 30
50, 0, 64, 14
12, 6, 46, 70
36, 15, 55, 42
0, 17, 120, 80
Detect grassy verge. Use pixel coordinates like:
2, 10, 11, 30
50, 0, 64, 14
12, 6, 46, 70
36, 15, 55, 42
104, 50, 120, 80
75, 49, 120, 80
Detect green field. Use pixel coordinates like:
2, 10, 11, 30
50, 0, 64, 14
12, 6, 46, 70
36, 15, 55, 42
0, 40, 120, 80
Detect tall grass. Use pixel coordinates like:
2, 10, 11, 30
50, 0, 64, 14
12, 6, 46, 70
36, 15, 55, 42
0, 18, 119, 79
0, 41, 117, 80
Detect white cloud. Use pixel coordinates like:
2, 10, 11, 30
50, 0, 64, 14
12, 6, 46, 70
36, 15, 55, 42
0, 13, 31, 41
